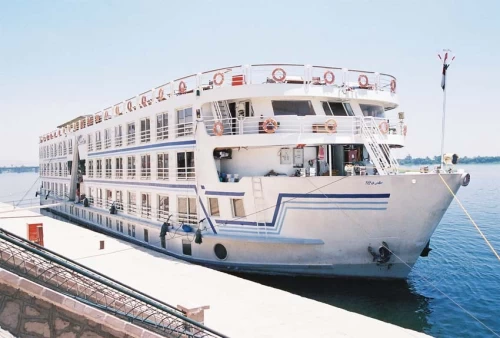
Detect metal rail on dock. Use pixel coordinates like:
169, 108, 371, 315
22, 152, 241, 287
0, 228, 227, 338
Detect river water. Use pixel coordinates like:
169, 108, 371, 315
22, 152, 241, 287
0, 167, 498, 337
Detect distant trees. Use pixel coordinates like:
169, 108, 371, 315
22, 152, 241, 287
398, 155, 500, 165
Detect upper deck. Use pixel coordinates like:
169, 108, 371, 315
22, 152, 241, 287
39, 63, 399, 143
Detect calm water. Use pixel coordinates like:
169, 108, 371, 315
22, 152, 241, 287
1, 168, 499, 337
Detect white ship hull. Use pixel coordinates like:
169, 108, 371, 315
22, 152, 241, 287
42, 172, 463, 279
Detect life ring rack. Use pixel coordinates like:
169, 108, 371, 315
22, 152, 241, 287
324, 71, 335, 85
379, 121, 389, 134
262, 118, 278, 134
213, 121, 224, 136
272, 68, 286, 82
325, 119, 338, 133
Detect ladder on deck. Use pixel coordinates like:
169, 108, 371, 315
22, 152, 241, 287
252, 177, 267, 236
212, 101, 232, 134
360, 118, 399, 175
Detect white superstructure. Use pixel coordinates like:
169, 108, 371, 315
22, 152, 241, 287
38, 64, 470, 279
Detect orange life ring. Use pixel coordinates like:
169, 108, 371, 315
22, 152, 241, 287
58, 130, 62, 136
390, 79, 396, 93
358, 75, 369, 87
158, 88, 164, 101
141, 96, 147, 107
263, 118, 278, 133
325, 119, 337, 133
324, 71, 335, 85
213, 72, 224, 86
179, 81, 187, 93
379, 121, 389, 134
104, 111, 110, 120
213, 121, 224, 136
115, 106, 120, 116
127, 101, 133, 112
272, 68, 286, 82
403, 125, 407, 136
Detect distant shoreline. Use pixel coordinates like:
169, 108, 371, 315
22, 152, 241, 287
398, 156, 500, 166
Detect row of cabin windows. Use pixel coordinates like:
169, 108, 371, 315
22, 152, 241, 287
41, 182, 68, 198
39, 140, 73, 159
87, 151, 193, 180
83, 187, 245, 223
40, 162, 69, 177
87, 109, 193, 152
85, 189, 198, 225
271, 100, 384, 118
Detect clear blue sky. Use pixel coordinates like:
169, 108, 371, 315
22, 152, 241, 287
1, 0, 499, 165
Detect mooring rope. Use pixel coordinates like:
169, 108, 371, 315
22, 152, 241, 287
438, 174, 500, 261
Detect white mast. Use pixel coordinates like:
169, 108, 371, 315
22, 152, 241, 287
438, 49, 455, 170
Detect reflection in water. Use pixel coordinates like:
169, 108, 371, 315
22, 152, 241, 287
232, 273, 431, 332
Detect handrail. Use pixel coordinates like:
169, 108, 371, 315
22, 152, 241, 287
39, 63, 398, 141
0, 228, 227, 338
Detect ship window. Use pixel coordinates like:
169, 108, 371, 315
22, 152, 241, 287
177, 196, 197, 225
116, 190, 123, 210
359, 104, 385, 118
116, 220, 123, 233
127, 191, 137, 214
104, 129, 111, 148
87, 160, 94, 178
343, 103, 354, 116
105, 189, 113, 208
87, 134, 93, 152
127, 156, 136, 178
141, 154, 151, 179
144, 229, 149, 242
63, 141, 67, 155
96, 188, 103, 207
157, 153, 169, 180
208, 198, 220, 216
96, 159, 102, 178
157, 195, 170, 221
128, 223, 136, 237
95, 131, 102, 150
231, 199, 245, 217
156, 112, 169, 140
114, 125, 123, 147
322, 102, 349, 116
271, 100, 315, 116
115, 157, 123, 179
177, 151, 195, 180
127, 122, 136, 145
176, 107, 193, 137
140, 118, 151, 143
105, 158, 112, 178
141, 193, 151, 219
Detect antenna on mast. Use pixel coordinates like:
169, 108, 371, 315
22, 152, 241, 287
437, 49, 456, 171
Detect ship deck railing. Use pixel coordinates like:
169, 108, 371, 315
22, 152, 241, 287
204, 115, 404, 138
40, 64, 397, 142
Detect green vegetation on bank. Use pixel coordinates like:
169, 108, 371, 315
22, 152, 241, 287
398, 155, 500, 165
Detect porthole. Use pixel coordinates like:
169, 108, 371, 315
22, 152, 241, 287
214, 243, 227, 260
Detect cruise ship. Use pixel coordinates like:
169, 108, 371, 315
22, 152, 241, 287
38, 64, 470, 279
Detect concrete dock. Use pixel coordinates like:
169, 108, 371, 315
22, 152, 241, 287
0, 203, 428, 338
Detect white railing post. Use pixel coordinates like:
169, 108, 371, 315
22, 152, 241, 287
244, 64, 251, 84
342, 68, 348, 86
196, 72, 202, 89
170, 81, 174, 97
374, 72, 380, 91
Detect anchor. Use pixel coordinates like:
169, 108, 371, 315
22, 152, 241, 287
368, 241, 392, 264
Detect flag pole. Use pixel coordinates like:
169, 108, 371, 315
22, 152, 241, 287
438, 49, 455, 171
440, 80, 447, 169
